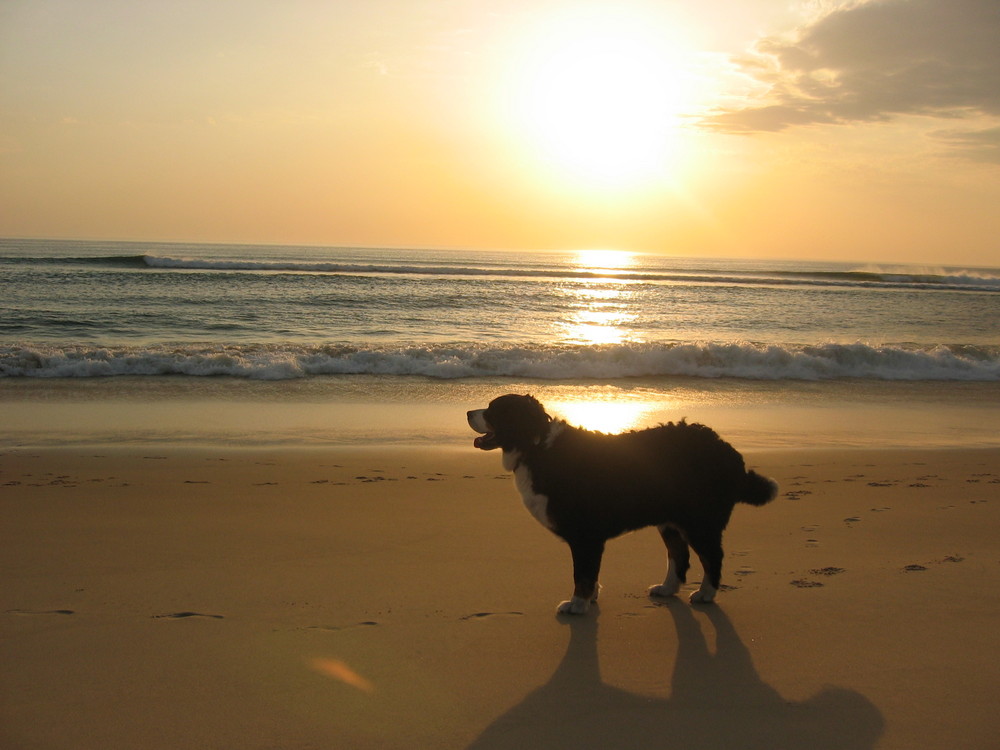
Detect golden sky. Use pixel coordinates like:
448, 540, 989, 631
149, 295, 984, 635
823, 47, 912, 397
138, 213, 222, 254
2, 0, 998, 265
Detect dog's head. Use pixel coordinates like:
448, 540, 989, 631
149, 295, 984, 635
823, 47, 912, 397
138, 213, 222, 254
467, 394, 551, 452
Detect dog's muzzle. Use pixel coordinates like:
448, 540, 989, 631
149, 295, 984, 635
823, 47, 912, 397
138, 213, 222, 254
467, 409, 499, 450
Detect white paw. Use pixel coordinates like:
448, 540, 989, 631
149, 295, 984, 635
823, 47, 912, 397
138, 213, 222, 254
689, 586, 717, 604
648, 583, 679, 598
557, 596, 590, 615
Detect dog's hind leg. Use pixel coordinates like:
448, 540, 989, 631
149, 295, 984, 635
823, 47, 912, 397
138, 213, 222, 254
687, 529, 723, 604
558, 538, 605, 615
648, 524, 690, 599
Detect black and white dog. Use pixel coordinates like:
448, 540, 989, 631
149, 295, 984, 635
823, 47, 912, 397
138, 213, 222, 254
468, 394, 778, 615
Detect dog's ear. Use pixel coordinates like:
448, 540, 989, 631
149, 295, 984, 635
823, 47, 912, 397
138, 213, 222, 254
522, 394, 551, 421
517, 395, 551, 444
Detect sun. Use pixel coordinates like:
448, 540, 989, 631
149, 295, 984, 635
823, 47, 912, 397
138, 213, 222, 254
504, 6, 702, 190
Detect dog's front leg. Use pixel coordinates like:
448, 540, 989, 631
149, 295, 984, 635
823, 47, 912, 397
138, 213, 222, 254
558, 538, 605, 615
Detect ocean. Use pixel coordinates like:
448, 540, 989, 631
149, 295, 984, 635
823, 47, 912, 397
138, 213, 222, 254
2, 238, 999, 448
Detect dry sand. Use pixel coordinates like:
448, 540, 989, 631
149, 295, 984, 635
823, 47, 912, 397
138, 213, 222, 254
2, 445, 999, 749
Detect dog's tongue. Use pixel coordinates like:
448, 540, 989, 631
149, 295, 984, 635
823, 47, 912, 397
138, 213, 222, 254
474, 435, 488, 449
473, 433, 495, 449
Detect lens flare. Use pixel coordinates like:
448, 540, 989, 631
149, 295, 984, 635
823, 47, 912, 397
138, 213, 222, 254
308, 657, 375, 693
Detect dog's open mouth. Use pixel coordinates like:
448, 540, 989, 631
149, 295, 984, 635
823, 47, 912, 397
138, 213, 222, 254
473, 431, 499, 450
468, 409, 500, 450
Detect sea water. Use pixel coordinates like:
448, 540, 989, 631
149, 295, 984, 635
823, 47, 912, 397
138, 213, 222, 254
2, 238, 998, 448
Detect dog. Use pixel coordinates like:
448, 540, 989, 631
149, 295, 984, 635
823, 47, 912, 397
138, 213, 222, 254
467, 394, 778, 614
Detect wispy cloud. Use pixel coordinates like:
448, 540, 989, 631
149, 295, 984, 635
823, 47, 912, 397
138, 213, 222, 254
930, 125, 1000, 163
703, 0, 1000, 159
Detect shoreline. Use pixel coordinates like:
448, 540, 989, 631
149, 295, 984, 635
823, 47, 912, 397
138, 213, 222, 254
3, 375, 1000, 450
3, 443, 999, 749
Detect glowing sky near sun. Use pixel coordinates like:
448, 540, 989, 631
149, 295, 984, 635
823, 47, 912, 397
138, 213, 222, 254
1, 0, 998, 265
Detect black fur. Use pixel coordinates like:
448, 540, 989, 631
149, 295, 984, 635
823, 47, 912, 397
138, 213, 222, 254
467, 394, 778, 613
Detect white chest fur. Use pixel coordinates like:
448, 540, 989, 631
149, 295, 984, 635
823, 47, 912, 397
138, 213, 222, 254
503, 450, 552, 530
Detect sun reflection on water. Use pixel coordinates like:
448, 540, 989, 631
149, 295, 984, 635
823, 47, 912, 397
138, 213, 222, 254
575, 249, 636, 273
558, 250, 641, 345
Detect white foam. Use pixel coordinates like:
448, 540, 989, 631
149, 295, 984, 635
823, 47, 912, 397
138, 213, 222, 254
2, 341, 998, 381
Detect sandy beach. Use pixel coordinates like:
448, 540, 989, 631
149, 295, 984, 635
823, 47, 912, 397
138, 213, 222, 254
3, 443, 998, 749
5, 1, 1000, 746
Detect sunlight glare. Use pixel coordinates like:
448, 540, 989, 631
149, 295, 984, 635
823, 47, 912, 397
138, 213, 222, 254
551, 400, 659, 434
574, 249, 636, 273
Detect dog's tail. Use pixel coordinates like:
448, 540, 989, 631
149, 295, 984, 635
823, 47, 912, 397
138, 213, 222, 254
739, 469, 779, 506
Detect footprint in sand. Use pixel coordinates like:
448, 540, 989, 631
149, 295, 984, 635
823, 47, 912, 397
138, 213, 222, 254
790, 579, 824, 588
307, 621, 380, 632
784, 490, 813, 500
152, 612, 224, 620
810, 567, 846, 576
459, 611, 524, 621
7, 609, 75, 616
902, 556, 966, 572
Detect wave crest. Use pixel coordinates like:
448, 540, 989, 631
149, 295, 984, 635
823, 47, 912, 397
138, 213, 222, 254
2, 342, 997, 381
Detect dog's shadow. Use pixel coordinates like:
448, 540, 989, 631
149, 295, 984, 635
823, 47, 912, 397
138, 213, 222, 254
467, 601, 883, 750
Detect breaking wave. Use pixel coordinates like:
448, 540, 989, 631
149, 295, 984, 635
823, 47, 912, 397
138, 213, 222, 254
3, 341, 997, 381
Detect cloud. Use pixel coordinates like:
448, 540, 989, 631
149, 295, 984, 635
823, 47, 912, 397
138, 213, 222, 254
703, 0, 1000, 141
930, 125, 1000, 163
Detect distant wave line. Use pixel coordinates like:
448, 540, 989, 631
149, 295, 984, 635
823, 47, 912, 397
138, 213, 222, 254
139, 256, 1000, 292
4, 253, 999, 292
